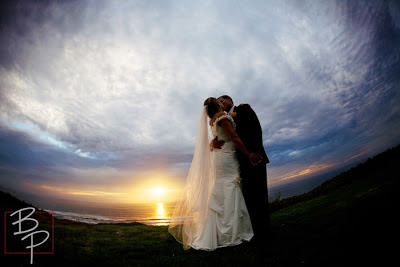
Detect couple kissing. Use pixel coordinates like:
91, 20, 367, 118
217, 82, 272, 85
169, 95, 270, 252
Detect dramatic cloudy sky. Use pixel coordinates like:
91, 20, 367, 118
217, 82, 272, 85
1, 0, 399, 205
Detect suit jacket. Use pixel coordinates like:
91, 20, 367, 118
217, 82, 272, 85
232, 104, 269, 173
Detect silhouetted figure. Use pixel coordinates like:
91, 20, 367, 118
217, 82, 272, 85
216, 95, 271, 248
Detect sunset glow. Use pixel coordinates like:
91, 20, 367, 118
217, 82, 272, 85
127, 176, 184, 204
271, 163, 338, 186
1, 0, 399, 218
148, 187, 169, 197
22, 176, 183, 205
140, 184, 178, 203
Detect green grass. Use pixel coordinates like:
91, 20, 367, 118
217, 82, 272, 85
1, 145, 398, 266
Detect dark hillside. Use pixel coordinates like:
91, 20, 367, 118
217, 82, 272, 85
0, 144, 398, 266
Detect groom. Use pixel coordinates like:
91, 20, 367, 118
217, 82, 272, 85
214, 95, 271, 245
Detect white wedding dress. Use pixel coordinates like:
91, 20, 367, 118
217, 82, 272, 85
169, 111, 253, 251
191, 114, 254, 250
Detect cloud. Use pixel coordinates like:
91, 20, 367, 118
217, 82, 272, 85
0, 0, 399, 203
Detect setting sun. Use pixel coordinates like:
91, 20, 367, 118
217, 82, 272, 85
127, 175, 184, 204
148, 187, 169, 198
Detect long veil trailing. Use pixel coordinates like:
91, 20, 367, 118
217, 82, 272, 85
168, 107, 215, 250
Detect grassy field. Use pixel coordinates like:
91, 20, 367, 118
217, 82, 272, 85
1, 145, 398, 266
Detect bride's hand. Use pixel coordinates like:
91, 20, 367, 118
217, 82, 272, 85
248, 153, 263, 166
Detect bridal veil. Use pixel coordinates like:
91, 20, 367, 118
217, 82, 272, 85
168, 107, 215, 250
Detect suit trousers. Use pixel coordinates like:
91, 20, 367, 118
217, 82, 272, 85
240, 164, 271, 243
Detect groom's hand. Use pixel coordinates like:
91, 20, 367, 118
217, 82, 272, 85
210, 136, 225, 150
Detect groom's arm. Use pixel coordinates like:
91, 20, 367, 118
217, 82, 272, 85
237, 104, 269, 164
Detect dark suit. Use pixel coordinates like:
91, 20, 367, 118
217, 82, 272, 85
232, 104, 271, 243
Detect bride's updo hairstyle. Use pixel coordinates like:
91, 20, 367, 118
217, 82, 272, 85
204, 97, 220, 118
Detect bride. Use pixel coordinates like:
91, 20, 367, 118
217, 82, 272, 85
168, 97, 260, 251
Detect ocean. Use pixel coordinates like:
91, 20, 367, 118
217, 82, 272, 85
45, 202, 176, 226
42, 172, 337, 226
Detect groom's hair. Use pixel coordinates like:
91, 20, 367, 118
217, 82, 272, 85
204, 97, 220, 118
219, 95, 233, 103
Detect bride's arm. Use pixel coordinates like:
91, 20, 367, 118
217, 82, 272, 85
218, 119, 261, 165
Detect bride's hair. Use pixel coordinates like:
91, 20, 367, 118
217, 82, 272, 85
204, 97, 220, 118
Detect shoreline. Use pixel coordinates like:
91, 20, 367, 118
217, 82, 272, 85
1, 172, 338, 227
1, 145, 398, 266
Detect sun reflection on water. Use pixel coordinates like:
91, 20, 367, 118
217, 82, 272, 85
156, 202, 166, 218
152, 202, 170, 226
